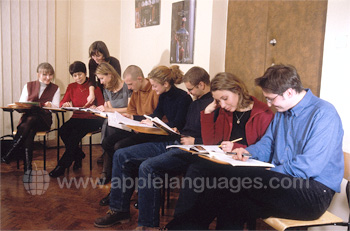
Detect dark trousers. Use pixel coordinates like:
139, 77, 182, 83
168, 160, 335, 230
16, 113, 51, 149
58, 118, 103, 168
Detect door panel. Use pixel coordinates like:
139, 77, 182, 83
225, 0, 327, 101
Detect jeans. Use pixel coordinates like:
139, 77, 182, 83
109, 140, 177, 212
168, 160, 335, 230
109, 140, 196, 227
138, 147, 196, 227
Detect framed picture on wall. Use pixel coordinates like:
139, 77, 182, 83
135, 0, 161, 28
170, 0, 196, 64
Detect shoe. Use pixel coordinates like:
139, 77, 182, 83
1, 135, 23, 164
99, 192, 110, 206
94, 210, 130, 228
49, 166, 66, 178
73, 151, 85, 170
73, 158, 82, 170
98, 172, 111, 185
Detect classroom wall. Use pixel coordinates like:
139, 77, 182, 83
320, 0, 350, 154
119, 0, 227, 80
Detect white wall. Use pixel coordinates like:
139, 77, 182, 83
320, 0, 350, 153
120, 0, 227, 79
315, 1, 350, 229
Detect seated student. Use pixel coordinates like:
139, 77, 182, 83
49, 61, 105, 178
167, 72, 274, 229
86, 41, 121, 106
1, 63, 60, 181
98, 65, 159, 184
166, 64, 344, 230
94, 65, 193, 215
93, 66, 213, 229
92, 62, 131, 184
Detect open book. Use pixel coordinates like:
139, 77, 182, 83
143, 115, 181, 136
61, 107, 108, 118
166, 144, 274, 168
107, 112, 169, 135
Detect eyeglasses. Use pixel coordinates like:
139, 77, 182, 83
187, 84, 198, 92
265, 94, 279, 104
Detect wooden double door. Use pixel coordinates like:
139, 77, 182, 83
225, 0, 328, 100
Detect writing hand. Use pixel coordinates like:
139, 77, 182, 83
43, 101, 52, 107
220, 141, 234, 152
230, 147, 250, 161
123, 113, 133, 120
96, 105, 105, 111
141, 119, 153, 126
62, 102, 72, 107
181, 136, 195, 145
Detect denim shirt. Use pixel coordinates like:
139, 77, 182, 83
246, 89, 344, 192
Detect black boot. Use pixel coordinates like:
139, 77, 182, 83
23, 148, 33, 183
73, 150, 86, 170
98, 152, 112, 185
1, 135, 23, 164
49, 165, 66, 178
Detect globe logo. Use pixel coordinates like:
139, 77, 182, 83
23, 169, 50, 195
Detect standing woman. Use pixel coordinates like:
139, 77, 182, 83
93, 62, 131, 183
1, 63, 60, 180
86, 41, 121, 105
49, 61, 105, 178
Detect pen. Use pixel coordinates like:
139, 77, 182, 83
218, 137, 243, 148
225, 152, 252, 157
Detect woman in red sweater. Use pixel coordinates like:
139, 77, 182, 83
167, 72, 274, 229
49, 61, 105, 178
201, 72, 274, 150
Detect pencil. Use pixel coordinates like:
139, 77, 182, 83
218, 137, 243, 147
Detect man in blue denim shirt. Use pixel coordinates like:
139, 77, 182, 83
166, 64, 344, 230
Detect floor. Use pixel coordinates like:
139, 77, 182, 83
0, 143, 273, 230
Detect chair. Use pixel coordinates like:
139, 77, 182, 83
82, 129, 101, 171
14, 110, 64, 170
263, 152, 350, 231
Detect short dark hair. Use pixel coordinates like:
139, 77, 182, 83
183, 66, 210, 86
123, 65, 144, 80
69, 61, 87, 76
89, 41, 110, 59
255, 64, 304, 94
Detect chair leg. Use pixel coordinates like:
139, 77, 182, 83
89, 135, 92, 171
43, 134, 46, 170
56, 129, 60, 163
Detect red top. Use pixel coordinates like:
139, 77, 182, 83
60, 79, 105, 119
200, 96, 274, 148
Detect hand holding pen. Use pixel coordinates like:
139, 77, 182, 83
219, 138, 243, 152
228, 147, 251, 161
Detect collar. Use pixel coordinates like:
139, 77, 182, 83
287, 89, 313, 117
140, 79, 153, 92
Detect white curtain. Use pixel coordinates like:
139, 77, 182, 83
1, 0, 56, 137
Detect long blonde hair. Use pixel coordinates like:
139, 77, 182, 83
148, 65, 183, 86
95, 62, 121, 91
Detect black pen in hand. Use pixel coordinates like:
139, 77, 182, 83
225, 152, 252, 157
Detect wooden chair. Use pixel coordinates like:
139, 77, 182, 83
263, 152, 350, 231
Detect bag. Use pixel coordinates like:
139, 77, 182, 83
0, 135, 15, 157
